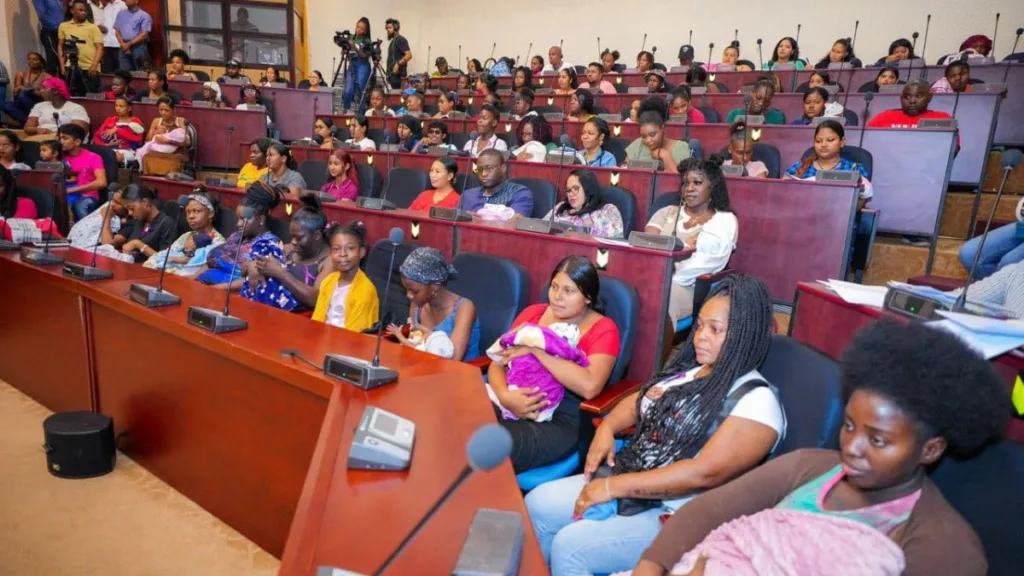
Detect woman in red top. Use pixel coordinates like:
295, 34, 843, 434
408, 158, 461, 212
95, 96, 146, 163
489, 255, 621, 473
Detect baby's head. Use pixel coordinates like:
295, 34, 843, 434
548, 322, 582, 347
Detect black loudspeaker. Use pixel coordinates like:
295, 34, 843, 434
42, 412, 116, 479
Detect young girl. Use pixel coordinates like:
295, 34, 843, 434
785, 120, 872, 210
320, 150, 359, 201
39, 140, 62, 164
312, 222, 379, 332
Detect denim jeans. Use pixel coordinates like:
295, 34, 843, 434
958, 222, 1024, 280
525, 474, 664, 576
118, 43, 149, 71
343, 58, 371, 113
70, 194, 99, 221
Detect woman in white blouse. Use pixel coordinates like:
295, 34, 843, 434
645, 156, 738, 325
343, 115, 377, 151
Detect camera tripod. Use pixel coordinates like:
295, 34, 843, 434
332, 45, 390, 115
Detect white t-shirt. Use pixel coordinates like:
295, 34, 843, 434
346, 137, 377, 151
641, 366, 786, 510
325, 283, 351, 328
542, 62, 575, 72
28, 101, 91, 133
463, 134, 509, 157
646, 207, 738, 287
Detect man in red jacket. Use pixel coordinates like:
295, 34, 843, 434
867, 80, 958, 151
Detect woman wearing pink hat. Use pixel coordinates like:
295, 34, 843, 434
23, 77, 90, 139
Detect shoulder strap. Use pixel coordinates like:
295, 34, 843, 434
702, 377, 769, 444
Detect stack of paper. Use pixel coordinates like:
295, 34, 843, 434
928, 311, 1024, 359
820, 279, 887, 308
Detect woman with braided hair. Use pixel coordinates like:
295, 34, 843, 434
195, 181, 282, 288
526, 274, 784, 576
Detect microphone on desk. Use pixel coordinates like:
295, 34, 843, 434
688, 30, 693, 47
795, 24, 802, 44
128, 194, 191, 307
488, 42, 497, 64
756, 38, 764, 71
20, 172, 65, 266
63, 184, 122, 281
850, 20, 860, 52
917, 15, 932, 80
1000, 27, 1022, 85
597, 36, 601, 58
322, 228, 403, 389
186, 207, 252, 334
855, 92, 873, 153
515, 134, 575, 235
628, 143, 682, 252
953, 149, 1023, 312
52, 112, 60, 129
357, 129, 397, 210
226, 124, 235, 169
706, 42, 714, 70
640, 33, 647, 54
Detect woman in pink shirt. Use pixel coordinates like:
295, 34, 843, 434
0, 165, 38, 219
320, 150, 359, 201
670, 86, 706, 124
59, 124, 107, 220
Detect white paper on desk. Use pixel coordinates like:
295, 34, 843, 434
935, 310, 1024, 337
824, 279, 887, 308
927, 319, 1024, 359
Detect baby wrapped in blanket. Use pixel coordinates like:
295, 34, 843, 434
486, 322, 589, 422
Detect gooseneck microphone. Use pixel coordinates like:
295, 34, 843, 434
991, 13, 1001, 58
128, 194, 191, 305
850, 20, 860, 52
955, 149, 1023, 312
756, 38, 764, 70
918, 14, 932, 79
373, 227, 404, 367
186, 208, 252, 334
358, 129, 396, 210
855, 92, 874, 153
1001, 28, 1022, 85
640, 33, 647, 54
370, 424, 514, 576
597, 36, 601, 58
907, 31, 920, 82
796, 24, 802, 43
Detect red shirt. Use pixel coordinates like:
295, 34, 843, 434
512, 304, 621, 359
408, 189, 460, 212
867, 109, 959, 148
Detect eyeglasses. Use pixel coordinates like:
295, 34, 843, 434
563, 185, 583, 194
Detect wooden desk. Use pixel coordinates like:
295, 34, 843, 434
789, 281, 1024, 442
0, 249, 545, 573
75, 99, 266, 168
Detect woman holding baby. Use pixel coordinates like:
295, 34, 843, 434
525, 274, 786, 576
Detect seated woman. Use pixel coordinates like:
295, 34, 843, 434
321, 149, 360, 201
366, 87, 396, 117
513, 66, 533, 93
94, 96, 145, 163
529, 56, 545, 77
628, 320, 1007, 576
236, 84, 274, 128
862, 66, 901, 93
806, 71, 832, 90
245, 194, 333, 312
575, 117, 618, 168
527, 274, 782, 576
167, 49, 198, 82
669, 87, 706, 124
543, 169, 624, 238
409, 158, 460, 212
312, 221, 379, 332
131, 97, 191, 166
195, 182, 281, 288
306, 70, 325, 90
412, 121, 458, 154
260, 141, 307, 197
103, 184, 177, 262
813, 38, 862, 69
554, 68, 579, 96
434, 90, 464, 119
785, 120, 872, 211
0, 52, 50, 127
566, 89, 596, 122
476, 72, 500, 100
646, 157, 737, 326
104, 70, 135, 101
790, 86, 845, 125
0, 165, 38, 219
24, 77, 90, 138
513, 115, 556, 163
765, 37, 804, 70
625, 98, 691, 173
931, 60, 973, 94
636, 51, 655, 73
344, 115, 377, 151
0, 130, 32, 172
192, 82, 229, 108
313, 117, 340, 149
67, 187, 127, 249
260, 66, 288, 87
144, 189, 225, 276
397, 91, 426, 117
386, 247, 481, 361
707, 42, 740, 72
457, 73, 473, 92
134, 70, 182, 104
489, 255, 621, 473
875, 38, 916, 66
395, 115, 422, 152
237, 139, 270, 189
601, 49, 622, 73
722, 123, 768, 178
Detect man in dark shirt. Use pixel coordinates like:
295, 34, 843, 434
385, 18, 412, 90
458, 149, 533, 217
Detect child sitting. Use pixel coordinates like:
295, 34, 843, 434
486, 322, 588, 422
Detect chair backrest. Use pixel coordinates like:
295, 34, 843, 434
510, 177, 556, 218
448, 132, 470, 150
192, 70, 211, 82
17, 186, 54, 219
801, 145, 874, 179
453, 172, 481, 193
696, 106, 720, 123
259, 98, 276, 123
448, 252, 530, 353
723, 143, 782, 178
299, 159, 328, 191
355, 164, 382, 198
82, 144, 119, 200
930, 439, 1024, 576
159, 201, 189, 238
367, 128, 388, 148
758, 335, 843, 454
297, 79, 311, 89
689, 138, 704, 161
214, 203, 237, 238
268, 216, 292, 243
598, 185, 638, 235
384, 166, 430, 209
605, 138, 628, 165
652, 191, 681, 215
365, 240, 422, 326
15, 140, 42, 167
841, 108, 860, 127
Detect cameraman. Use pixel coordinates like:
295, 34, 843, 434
58, 0, 104, 96
385, 18, 412, 90
341, 17, 373, 113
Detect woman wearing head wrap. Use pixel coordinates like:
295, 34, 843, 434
195, 181, 282, 288
386, 247, 481, 361
395, 115, 422, 152
144, 188, 226, 276
194, 81, 228, 108
24, 77, 90, 137
938, 34, 993, 66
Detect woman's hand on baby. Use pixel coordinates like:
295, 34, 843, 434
584, 426, 617, 479
499, 386, 549, 419
498, 345, 534, 366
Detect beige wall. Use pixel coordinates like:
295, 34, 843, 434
1, 0, 42, 79
305, 0, 1023, 84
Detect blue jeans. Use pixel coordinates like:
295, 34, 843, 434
958, 222, 1024, 279
525, 474, 664, 576
69, 194, 99, 221
343, 59, 371, 113
0, 86, 7, 107
118, 43, 149, 71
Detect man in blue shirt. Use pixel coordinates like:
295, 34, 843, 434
32, 0, 65, 75
458, 149, 534, 218
113, 0, 152, 71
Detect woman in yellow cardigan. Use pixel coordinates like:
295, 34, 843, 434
312, 222, 379, 332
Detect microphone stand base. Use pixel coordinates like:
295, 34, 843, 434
323, 354, 399, 390
187, 306, 248, 334
0, 240, 20, 251
627, 232, 684, 252
514, 218, 580, 235
19, 247, 65, 266
63, 263, 114, 281
128, 283, 182, 308
356, 197, 397, 211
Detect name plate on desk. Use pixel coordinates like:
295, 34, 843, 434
356, 197, 396, 211
690, 86, 707, 95
347, 405, 415, 471
812, 115, 845, 126
141, 97, 158, 104
721, 164, 745, 177
628, 231, 682, 251
598, 113, 620, 122
626, 86, 649, 94
191, 100, 213, 108
815, 170, 860, 183
734, 114, 764, 125
626, 159, 658, 170
822, 84, 840, 95
973, 83, 1006, 94
34, 161, 64, 171
85, 93, 106, 100
669, 65, 691, 73
918, 118, 958, 129
828, 62, 853, 70
668, 114, 689, 124
543, 112, 564, 121
545, 150, 579, 165
429, 206, 473, 222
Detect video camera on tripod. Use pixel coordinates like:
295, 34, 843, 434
334, 30, 383, 60
63, 35, 86, 62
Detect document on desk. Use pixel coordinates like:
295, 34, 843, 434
821, 279, 887, 308
928, 314, 1024, 360
935, 310, 1024, 337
